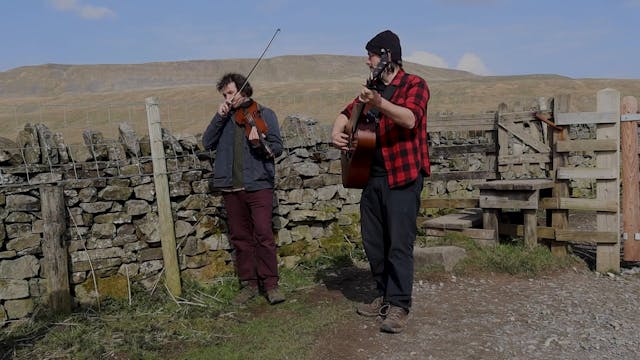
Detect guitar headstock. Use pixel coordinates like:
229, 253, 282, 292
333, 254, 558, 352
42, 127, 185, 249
366, 49, 392, 91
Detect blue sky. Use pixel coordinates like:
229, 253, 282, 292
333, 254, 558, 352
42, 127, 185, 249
2, 0, 640, 79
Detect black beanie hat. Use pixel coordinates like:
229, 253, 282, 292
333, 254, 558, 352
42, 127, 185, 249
366, 30, 402, 65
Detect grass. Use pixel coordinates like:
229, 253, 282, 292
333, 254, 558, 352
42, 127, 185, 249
418, 231, 582, 276
1, 236, 581, 359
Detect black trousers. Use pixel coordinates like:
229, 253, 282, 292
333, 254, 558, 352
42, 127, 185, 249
359, 173, 423, 311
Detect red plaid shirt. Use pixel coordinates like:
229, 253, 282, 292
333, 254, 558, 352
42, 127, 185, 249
341, 69, 430, 188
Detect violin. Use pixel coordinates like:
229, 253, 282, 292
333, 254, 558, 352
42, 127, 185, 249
232, 100, 274, 159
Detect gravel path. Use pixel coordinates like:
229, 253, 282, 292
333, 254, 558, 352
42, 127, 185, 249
310, 267, 640, 360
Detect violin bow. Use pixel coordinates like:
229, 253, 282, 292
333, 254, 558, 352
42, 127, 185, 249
229, 28, 281, 105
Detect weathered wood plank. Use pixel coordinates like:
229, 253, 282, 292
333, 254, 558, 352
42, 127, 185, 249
498, 153, 550, 165
555, 230, 618, 244
621, 95, 640, 261
556, 167, 618, 180
145, 97, 182, 296
424, 227, 496, 240
555, 139, 618, 153
555, 111, 618, 125
539, 197, 618, 212
498, 121, 550, 153
499, 224, 556, 240
428, 124, 495, 132
479, 189, 538, 209
621, 113, 640, 121
428, 171, 498, 181
550, 94, 570, 256
41, 185, 72, 314
430, 144, 496, 157
594, 88, 620, 273
474, 179, 554, 191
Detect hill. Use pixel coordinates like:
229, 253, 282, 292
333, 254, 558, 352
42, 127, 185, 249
1, 55, 639, 141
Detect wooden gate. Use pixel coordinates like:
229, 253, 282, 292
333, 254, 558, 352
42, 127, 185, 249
496, 100, 552, 176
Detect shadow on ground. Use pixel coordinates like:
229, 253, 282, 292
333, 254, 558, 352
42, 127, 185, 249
315, 264, 378, 304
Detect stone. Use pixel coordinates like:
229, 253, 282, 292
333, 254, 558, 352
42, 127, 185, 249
0, 256, 40, 279
413, 246, 467, 272
4, 298, 34, 319
126, 199, 151, 216
5, 194, 39, 212
118, 122, 141, 157
75, 274, 128, 305
0, 279, 29, 300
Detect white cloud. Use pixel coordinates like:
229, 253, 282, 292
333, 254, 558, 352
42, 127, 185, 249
49, 0, 115, 20
456, 53, 491, 75
405, 51, 449, 68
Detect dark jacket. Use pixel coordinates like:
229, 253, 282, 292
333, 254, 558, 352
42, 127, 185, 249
202, 103, 283, 191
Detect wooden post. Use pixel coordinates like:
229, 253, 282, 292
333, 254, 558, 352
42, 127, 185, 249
550, 95, 570, 256
621, 96, 640, 261
595, 89, 620, 273
145, 97, 182, 296
497, 103, 508, 177
40, 185, 71, 314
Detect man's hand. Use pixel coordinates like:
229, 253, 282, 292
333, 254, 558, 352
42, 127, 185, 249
332, 130, 349, 151
358, 87, 382, 108
217, 101, 231, 117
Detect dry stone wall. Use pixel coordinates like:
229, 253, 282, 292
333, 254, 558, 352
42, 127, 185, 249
0, 115, 367, 325
0, 110, 602, 325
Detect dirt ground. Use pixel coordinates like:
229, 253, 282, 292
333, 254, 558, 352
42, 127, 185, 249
306, 264, 640, 360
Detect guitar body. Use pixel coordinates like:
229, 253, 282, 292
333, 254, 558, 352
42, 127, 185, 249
341, 103, 377, 189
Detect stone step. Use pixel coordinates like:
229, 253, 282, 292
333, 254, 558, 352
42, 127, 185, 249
422, 208, 482, 230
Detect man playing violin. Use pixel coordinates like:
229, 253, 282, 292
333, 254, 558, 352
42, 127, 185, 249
203, 72, 285, 305
331, 30, 430, 333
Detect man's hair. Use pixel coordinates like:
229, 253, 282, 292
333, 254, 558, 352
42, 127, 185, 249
216, 73, 253, 97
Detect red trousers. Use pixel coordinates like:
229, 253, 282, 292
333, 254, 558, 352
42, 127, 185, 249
223, 189, 279, 290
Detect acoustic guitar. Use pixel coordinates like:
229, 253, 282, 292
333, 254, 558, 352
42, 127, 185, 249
340, 54, 391, 188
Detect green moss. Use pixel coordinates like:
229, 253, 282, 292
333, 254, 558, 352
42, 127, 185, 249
80, 274, 129, 300
278, 241, 309, 257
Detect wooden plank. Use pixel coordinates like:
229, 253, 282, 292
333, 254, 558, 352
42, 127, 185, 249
550, 95, 570, 256
421, 198, 479, 209
428, 124, 495, 132
424, 227, 496, 240
498, 153, 550, 165
429, 171, 498, 181
523, 209, 538, 247
556, 167, 618, 180
430, 144, 496, 157
41, 185, 72, 314
474, 179, 554, 191
479, 189, 538, 209
422, 209, 482, 229
621, 95, 640, 261
555, 111, 618, 125
499, 224, 556, 239
594, 88, 620, 273
555, 230, 618, 244
497, 105, 509, 167
555, 139, 618, 153
499, 112, 537, 122
621, 113, 640, 121
145, 97, 182, 297
498, 121, 551, 153
539, 197, 618, 212
430, 113, 496, 123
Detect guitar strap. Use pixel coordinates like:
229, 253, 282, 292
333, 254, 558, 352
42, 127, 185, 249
367, 84, 397, 123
